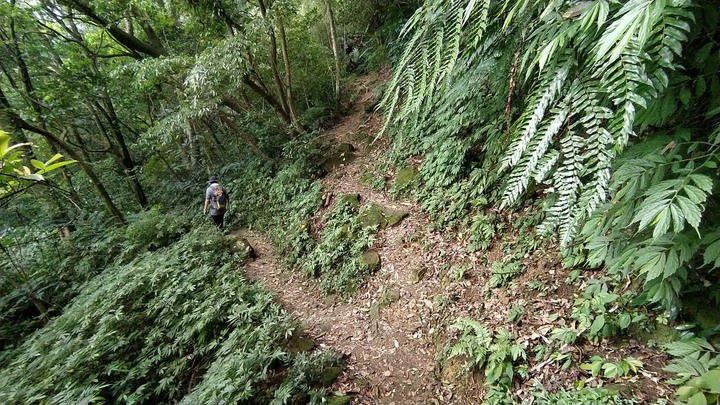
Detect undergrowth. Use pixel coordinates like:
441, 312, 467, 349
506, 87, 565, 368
0, 225, 341, 403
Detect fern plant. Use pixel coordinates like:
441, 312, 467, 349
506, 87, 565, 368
382, 0, 720, 313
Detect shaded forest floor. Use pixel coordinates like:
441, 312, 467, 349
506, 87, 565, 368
227, 73, 672, 404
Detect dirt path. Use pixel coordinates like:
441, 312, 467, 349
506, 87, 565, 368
239, 229, 457, 405
231, 72, 478, 404
229, 72, 672, 404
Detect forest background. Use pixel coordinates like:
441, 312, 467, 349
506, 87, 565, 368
1, 0, 720, 404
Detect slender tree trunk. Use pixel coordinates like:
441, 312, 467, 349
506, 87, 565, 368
257, 0, 290, 117
155, 150, 183, 182
324, 0, 342, 108
93, 95, 149, 209
0, 90, 126, 224
185, 119, 200, 167
277, 19, 303, 132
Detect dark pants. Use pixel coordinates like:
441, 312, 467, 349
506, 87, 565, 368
210, 213, 225, 229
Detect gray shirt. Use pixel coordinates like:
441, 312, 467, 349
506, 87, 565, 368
205, 183, 228, 216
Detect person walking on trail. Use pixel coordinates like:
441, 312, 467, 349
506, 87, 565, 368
203, 175, 229, 230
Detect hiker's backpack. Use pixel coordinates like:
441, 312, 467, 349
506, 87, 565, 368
211, 184, 227, 211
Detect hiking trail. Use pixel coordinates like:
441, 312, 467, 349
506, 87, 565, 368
227, 72, 671, 405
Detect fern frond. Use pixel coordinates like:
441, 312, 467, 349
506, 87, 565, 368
379, 0, 495, 136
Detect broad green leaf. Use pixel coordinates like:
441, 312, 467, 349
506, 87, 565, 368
0, 130, 9, 156
618, 313, 631, 329
43, 160, 77, 173
590, 314, 605, 336
700, 370, 720, 393
703, 239, 720, 268
687, 392, 708, 405
689, 174, 713, 193
676, 195, 702, 230
30, 159, 46, 171
677, 386, 700, 400
45, 153, 64, 165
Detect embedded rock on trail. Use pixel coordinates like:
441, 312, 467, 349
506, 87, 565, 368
359, 203, 408, 229
361, 249, 381, 272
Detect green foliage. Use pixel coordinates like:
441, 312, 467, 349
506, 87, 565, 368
0, 131, 75, 205
506, 304, 524, 324
124, 208, 189, 250
663, 338, 720, 405
301, 199, 375, 295
382, 0, 720, 314
568, 279, 647, 342
443, 318, 527, 401
222, 139, 377, 296
580, 355, 644, 379
467, 212, 498, 252
0, 227, 340, 403
530, 384, 637, 405
489, 255, 523, 288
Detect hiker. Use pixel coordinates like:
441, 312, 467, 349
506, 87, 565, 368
203, 175, 229, 230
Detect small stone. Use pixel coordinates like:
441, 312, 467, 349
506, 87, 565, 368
411, 267, 427, 283
361, 250, 381, 272
369, 302, 380, 320
324, 294, 339, 306
286, 336, 315, 353
359, 204, 408, 229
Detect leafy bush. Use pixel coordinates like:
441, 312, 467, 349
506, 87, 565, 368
530, 385, 637, 405
580, 356, 644, 379
569, 279, 647, 342
301, 199, 375, 295
0, 227, 339, 404
443, 318, 527, 400
664, 338, 720, 405
125, 208, 189, 250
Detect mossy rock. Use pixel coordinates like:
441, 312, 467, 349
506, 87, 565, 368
336, 194, 360, 210
319, 366, 344, 387
361, 250, 381, 272
352, 132, 372, 143
411, 266, 427, 283
325, 395, 352, 405
393, 166, 417, 192
322, 143, 356, 170
380, 289, 400, 307
359, 204, 408, 229
285, 335, 315, 353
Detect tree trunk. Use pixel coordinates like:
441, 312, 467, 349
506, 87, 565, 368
0, 90, 126, 224
324, 0, 342, 109
277, 19, 304, 132
185, 119, 200, 167
93, 95, 149, 209
257, 0, 290, 117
